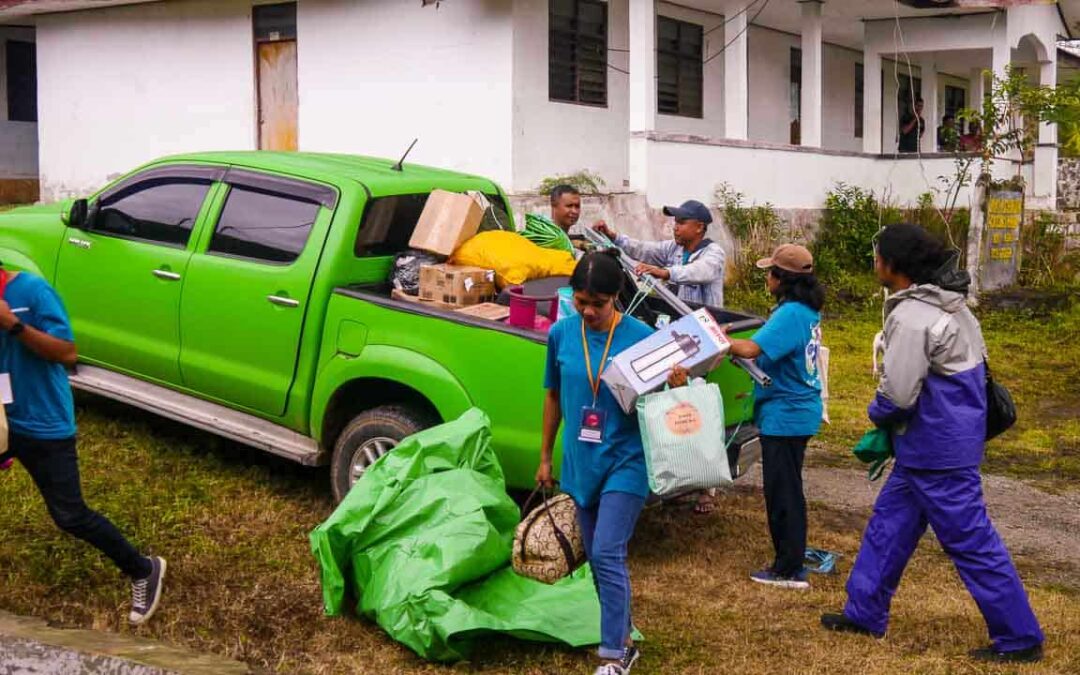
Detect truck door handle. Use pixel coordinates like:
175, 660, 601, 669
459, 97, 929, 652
152, 269, 181, 281
267, 295, 299, 308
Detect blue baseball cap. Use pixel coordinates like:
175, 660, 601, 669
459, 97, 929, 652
662, 199, 713, 225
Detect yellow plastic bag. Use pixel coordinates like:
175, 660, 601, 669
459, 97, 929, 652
452, 231, 577, 288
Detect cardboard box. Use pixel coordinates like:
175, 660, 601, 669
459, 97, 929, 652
455, 302, 510, 321
409, 189, 484, 256
601, 308, 731, 414
418, 263, 496, 307
391, 288, 456, 311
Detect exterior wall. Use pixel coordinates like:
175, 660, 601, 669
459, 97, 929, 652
509, 0, 726, 195
300, 0, 515, 189
654, 2, 724, 139
0, 25, 37, 181
748, 26, 862, 152
36, 0, 256, 200
640, 135, 979, 210
511, 0, 629, 193
1057, 157, 1080, 211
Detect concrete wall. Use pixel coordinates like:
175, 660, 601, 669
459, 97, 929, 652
0, 25, 37, 180
300, 0, 515, 189
642, 136, 979, 211
510, 0, 727, 195
654, 2, 724, 139
36, 0, 256, 200
747, 26, 862, 152
511, 0, 629, 194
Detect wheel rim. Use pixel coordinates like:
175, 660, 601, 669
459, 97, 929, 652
349, 436, 397, 487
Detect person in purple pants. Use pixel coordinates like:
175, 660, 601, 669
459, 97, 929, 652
820, 224, 1044, 664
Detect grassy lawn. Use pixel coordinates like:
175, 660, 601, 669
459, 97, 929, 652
0, 299, 1075, 672
816, 299, 1080, 487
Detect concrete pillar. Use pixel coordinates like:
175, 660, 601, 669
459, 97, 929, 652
628, 0, 657, 191
1034, 49, 1058, 204
863, 50, 882, 154
920, 55, 938, 153
969, 67, 986, 118
799, 1, 824, 148
723, 2, 749, 140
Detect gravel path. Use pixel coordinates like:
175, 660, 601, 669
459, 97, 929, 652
738, 460, 1080, 581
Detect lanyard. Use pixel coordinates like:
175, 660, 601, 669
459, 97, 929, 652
581, 313, 621, 405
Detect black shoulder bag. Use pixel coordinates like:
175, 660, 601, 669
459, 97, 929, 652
985, 360, 1017, 441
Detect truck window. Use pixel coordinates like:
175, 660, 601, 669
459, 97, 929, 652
355, 192, 511, 257
208, 186, 319, 264
93, 178, 211, 247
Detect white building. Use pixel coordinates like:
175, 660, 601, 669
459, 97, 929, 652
0, 0, 1076, 221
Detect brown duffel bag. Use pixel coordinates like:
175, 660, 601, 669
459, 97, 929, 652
511, 487, 586, 584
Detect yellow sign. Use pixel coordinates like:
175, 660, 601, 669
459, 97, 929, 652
990, 248, 1014, 261
987, 197, 1022, 215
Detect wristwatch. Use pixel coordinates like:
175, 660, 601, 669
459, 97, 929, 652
8, 321, 25, 337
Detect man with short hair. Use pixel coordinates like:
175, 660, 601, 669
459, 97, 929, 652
594, 199, 726, 308
550, 185, 582, 235
898, 98, 925, 153
0, 267, 166, 626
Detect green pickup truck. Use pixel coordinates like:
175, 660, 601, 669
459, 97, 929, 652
0, 152, 764, 501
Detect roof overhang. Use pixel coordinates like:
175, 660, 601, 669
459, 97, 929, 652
0, 0, 164, 19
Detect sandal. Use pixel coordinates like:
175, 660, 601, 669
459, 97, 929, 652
693, 490, 717, 515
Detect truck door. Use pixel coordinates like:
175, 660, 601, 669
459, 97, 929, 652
54, 166, 221, 385
178, 169, 336, 416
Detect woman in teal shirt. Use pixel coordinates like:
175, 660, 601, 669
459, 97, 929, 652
537, 250, 655, 675
726, 244, 825, 590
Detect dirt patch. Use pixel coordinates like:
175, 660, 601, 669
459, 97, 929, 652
737, 457, 1080, 586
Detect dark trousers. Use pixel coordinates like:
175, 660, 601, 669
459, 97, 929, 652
7, 433, 150, 579
761, 435, 810, 577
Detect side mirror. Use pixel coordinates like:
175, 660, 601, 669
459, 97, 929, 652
66, 199, 89, 230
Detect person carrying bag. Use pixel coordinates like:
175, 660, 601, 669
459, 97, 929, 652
536, 250, 687, 675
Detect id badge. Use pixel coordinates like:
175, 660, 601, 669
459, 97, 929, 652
577, 406, 607, 444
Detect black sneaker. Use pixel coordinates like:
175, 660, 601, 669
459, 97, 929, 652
820, 612, 885, 639
969, 644, 1043, 664
129, 556, 166, 626
621, 645, 640, 671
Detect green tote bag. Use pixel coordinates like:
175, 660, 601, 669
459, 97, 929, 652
637, 380, 731, 497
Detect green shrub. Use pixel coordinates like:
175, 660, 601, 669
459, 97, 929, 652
1019, 212, 1080, 289
813, 183, 902, 281
536, 170, 606, 195
714, 183, 784, 296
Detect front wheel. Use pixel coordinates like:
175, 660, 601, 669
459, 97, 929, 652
330, 405, 433, 503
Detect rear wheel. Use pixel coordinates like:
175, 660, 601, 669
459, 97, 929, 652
330, 405, 434, 503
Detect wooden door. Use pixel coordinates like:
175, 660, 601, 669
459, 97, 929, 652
257, 40, 298, 151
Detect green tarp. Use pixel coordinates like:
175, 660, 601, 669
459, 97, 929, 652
309, 408, 602, 662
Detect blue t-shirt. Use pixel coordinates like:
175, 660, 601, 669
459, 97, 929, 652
0, 273, 77, 440
544, 314, 654, 508
751, 301, 823, 438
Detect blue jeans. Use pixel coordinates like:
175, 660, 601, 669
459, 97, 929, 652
576, 491, 645, 659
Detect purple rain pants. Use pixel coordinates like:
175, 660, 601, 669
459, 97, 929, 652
843, 464, 1044, 652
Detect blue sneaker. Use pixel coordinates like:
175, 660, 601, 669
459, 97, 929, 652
750, 567, 810, 589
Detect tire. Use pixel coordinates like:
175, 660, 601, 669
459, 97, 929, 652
330, 405, 434, 503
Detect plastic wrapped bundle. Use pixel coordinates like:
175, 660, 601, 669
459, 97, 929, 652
390, 249, 443, 295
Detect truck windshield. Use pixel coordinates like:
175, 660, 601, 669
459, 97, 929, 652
355, 192, 511, 257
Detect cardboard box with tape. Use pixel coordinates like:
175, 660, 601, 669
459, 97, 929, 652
409, 189, 484, 257
418, 263, 496, 307
601, 308, 731, 414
